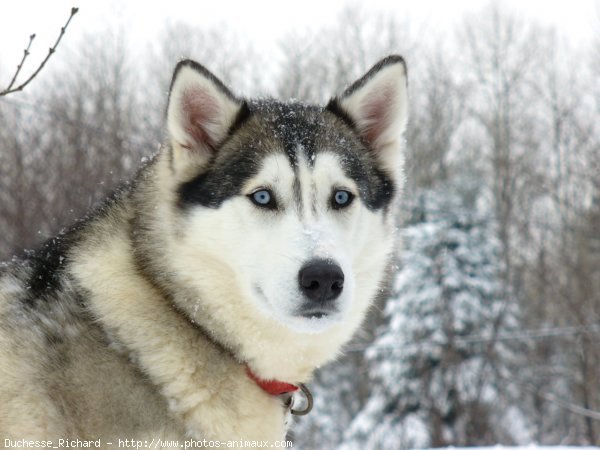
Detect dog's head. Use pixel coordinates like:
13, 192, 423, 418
157, 57, 407, 347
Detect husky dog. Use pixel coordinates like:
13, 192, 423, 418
0, 56, 408, 445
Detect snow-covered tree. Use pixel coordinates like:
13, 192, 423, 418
342, 182, 521, 449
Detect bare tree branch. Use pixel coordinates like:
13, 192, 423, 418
4, 33, 36, 92
0, 7, 78, 97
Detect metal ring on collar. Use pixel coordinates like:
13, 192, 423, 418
291, 383, 313, 416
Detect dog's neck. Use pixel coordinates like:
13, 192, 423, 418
68, 213, 289, 439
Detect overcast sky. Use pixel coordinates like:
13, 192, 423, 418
0, 0, 598, 84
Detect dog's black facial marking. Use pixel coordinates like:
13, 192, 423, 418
365, 167, 395, 211
176, 99, 395, 212
177, 151, 261, 209
177, 102, 261, 209
177, 101, 320, 210
293, 176, 303, 215
314, 111, 396, 212
336, 149, 395, 212
253, 100, 320, 170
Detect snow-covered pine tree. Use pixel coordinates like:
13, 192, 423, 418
341, 182, 520, 449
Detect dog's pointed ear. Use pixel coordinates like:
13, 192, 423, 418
167, 60, 245, 167
327, 55, 408, 170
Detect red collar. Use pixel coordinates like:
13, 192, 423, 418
245, 365, 299, 396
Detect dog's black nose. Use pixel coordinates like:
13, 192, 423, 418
298, 260, 344, 302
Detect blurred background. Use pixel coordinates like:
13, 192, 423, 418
1, 1, 599, 448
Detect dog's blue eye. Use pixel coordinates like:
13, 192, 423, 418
253, 190, 271, 205
250, 189, 274, 208
333, 190, 354, 209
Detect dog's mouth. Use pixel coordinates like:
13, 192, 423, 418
303, 312, 327, 319
253, 284, 340, 327
297, 304, 338, 320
